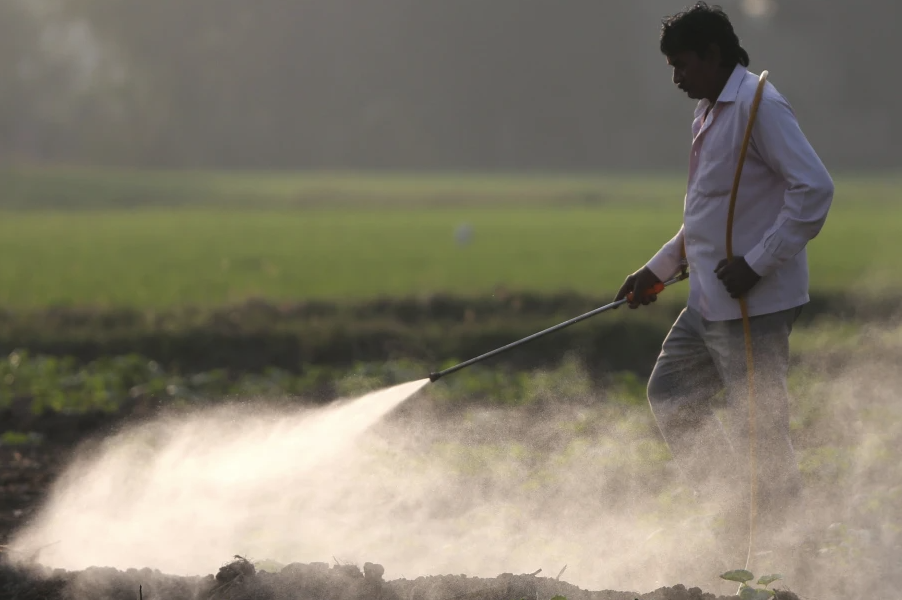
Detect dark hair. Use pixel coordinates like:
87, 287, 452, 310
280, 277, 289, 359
660, 2, 750, 67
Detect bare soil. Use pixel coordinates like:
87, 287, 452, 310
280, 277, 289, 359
0, 556, 801, 600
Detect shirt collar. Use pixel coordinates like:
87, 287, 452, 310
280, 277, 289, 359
696, 63, 748, 113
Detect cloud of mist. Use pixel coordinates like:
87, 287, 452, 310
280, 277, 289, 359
9, 320, 902, 599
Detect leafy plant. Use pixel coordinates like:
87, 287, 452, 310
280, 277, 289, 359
720, 569, 782, 599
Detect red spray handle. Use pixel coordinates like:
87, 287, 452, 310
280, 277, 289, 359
626, 281, 665, 303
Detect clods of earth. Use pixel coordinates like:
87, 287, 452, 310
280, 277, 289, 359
0, 556, 801, 600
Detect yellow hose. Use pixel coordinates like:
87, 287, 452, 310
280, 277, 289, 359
725, 70, 769, 569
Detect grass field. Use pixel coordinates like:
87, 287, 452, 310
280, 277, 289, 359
0, 168, 898, 308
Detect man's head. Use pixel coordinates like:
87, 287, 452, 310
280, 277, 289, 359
660, 2, 750, 102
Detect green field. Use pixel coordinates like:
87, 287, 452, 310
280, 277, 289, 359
0, 169, 898, 308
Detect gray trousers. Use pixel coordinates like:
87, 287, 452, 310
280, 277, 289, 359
647, 304, 804, 540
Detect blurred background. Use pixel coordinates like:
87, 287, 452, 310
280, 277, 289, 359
1, 2, 901, 597
1, 0, 895, 170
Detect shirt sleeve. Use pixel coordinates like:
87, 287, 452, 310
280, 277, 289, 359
743, 90, 835, 277
646, 223, 686, 281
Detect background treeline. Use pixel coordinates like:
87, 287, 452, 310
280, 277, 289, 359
3, 0, 897, 171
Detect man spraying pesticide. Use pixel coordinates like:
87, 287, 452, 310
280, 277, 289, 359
614, 1, 834, 578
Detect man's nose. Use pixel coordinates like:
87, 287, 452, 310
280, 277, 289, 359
672, 70, 683, 85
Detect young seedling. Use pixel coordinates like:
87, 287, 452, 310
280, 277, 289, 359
720, 569, 783, 599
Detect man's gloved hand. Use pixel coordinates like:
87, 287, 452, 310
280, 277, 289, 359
715, 256, 761, 299
614, 266, 662, 309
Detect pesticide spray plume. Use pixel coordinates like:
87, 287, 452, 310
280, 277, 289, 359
8, 378, 430, 573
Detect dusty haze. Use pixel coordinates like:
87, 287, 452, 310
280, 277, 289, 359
9, 325, 902, 598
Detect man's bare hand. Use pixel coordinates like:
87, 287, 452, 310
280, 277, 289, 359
715, 256, 761, 298
614, 267, 662, 309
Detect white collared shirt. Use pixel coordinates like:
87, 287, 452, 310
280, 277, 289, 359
646, 64, 834, 321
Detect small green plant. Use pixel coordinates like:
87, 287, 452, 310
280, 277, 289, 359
0, 431, 42, 446
720, 569, 782, 599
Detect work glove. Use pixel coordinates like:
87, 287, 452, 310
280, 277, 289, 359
715, 256, 761, 299
614, 267, 662, 309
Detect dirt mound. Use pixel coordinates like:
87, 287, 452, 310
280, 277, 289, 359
0, 556, 801, 600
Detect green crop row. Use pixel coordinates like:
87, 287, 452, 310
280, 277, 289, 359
0, 348, 655, 421
0, 313, 891, 422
